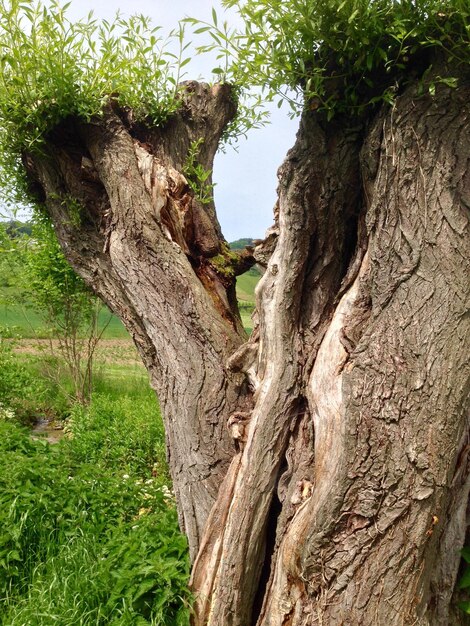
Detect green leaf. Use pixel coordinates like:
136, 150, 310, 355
458, 601, 470, 615
462, 547, 470, 564
348, 9, 359, 24
459, 566, 470, 589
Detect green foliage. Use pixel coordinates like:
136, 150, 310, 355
0, 221, 28, 298
198, 0, 470, 117
183, 138, 216, 205
0, 0, 466, 203
0, 338, 46, 420
229, 237, 255, 250
25, 221, 94, 327
458, 547, 470, 615
3, 220, 32, 237
0, 396, 190, 625
219, 85, 270, 146
0, 219, 128, 340
66, 391, 169, 481
0, 0, 190, 204
21, 219, 107, 403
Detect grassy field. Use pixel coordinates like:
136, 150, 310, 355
0, 270, 260, 338
0, 303, 128, 338
236, 269, 259, 334
236, 269, 259, 303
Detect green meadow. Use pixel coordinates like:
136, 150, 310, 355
0, 270, 259, 338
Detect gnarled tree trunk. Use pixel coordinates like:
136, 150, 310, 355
24, 82, 253, 558
24, 64, 469, 625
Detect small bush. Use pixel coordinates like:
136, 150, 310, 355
0, 337, 46, 421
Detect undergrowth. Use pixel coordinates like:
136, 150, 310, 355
0, 354, 190, 625
0, 337, 47, 421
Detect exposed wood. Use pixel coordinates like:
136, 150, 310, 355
24, 83, 253, 559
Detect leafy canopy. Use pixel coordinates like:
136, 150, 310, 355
199, 0, 469, 117
0, 0, 191, 202
0, 0, 468, 204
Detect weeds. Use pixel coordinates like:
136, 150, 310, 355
0, 336, 46, 422
0, 359, 190, 624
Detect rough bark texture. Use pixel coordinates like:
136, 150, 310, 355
189, 65, 470, 625
24, 82, 254, 559
24, 63, 470, 625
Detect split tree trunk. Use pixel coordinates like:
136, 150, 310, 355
24, 65, 469, 625
24, 82, 253, 558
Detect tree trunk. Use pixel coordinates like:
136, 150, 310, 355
24, 64, 469, 625
24, 82, 254, 559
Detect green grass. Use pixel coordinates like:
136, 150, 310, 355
1, 268, 260, 338
0, 303, 46, 336
236, 268, 259, 303
0, 302, 129, 339
0, 416, 190, 625
239, 309, 254, 333
96, 361, 147, 380
98, 308, 129, 338
0, 342, 147, 421
236, 268, 259, 334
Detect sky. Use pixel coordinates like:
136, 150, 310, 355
53, 0, 299, 242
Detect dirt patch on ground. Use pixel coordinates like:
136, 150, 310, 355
12, 338, 143, 366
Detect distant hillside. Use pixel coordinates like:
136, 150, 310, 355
3, 220, 33, 237
227, 239, 261, 314
229, 238, 254, 250
236, 270, 259, 302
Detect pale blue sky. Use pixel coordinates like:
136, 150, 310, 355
60, 0, 299, 242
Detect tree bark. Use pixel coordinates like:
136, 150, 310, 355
23, 64, 469, 625
189, 66, 470, 625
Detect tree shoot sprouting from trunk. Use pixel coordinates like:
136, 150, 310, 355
0, 0, 469, 624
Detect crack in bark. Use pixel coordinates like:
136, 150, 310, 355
23, 83, 252, 559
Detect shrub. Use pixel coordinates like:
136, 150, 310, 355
0, 336, 45, 421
